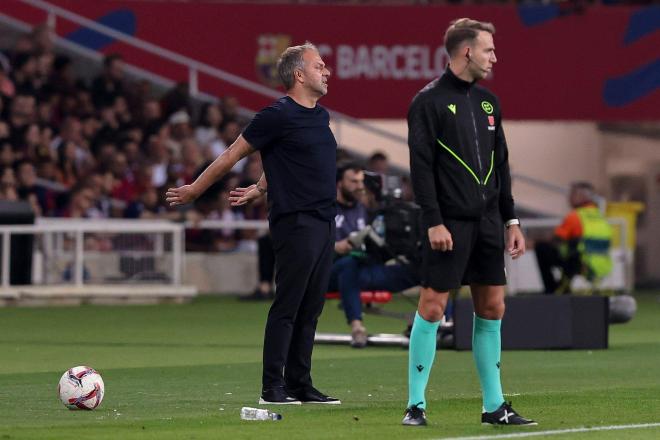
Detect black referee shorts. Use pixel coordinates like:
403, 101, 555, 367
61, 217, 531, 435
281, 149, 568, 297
421, 214, 506, 292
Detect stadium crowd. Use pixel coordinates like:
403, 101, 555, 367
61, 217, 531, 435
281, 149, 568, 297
0, 25, 409, 253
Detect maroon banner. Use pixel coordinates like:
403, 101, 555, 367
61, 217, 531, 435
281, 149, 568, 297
5, 1, 659, 120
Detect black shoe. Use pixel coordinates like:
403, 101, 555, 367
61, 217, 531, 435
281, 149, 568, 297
402, 404, 427, 426
258, 386, 301, 405
481, 401, 537, 426
288, 386, 341, 404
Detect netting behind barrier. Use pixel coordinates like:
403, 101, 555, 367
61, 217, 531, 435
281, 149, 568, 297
0, 220, 188, 299
30, 231, 175, 285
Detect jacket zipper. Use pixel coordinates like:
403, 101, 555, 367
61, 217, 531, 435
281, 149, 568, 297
467, 90, 486, 201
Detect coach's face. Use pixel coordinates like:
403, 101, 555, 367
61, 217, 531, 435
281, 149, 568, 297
301, 49, 330, 97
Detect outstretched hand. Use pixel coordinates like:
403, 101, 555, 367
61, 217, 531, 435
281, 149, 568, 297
229, 184, 264, 206
165, 185, 199, 206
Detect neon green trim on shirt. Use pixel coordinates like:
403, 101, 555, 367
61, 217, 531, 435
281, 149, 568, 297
483, 150, 495, 185
436, 139, 495, 186
436, 139, 480, 184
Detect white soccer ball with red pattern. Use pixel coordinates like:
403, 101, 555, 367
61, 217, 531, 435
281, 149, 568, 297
58, 366, 105, 410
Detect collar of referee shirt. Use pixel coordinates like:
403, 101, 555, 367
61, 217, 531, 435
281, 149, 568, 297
444, 65, 476, 91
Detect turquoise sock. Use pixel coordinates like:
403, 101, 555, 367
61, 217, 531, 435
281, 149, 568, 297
472, 315, 505, 413
407, 312, 440, 409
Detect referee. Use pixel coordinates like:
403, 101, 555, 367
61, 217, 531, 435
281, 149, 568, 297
166, 42, 340, 405
403, 19, 536, 426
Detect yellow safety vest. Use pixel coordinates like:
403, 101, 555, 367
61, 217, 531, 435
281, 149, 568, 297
575, 206, 613, 280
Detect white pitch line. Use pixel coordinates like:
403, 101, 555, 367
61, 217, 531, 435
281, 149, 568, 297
439, 422, 660, 440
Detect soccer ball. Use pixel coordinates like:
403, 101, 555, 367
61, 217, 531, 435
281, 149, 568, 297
57, 366, 105, 410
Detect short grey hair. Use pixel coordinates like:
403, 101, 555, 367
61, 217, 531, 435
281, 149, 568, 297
277, 42, 318, 90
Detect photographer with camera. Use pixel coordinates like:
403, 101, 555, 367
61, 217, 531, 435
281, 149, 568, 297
330, 163, 419, 348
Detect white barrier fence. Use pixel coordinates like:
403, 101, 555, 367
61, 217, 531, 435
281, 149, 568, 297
186, 216, 631, 295
0, 216, 630, 302
0, 219, 196, 303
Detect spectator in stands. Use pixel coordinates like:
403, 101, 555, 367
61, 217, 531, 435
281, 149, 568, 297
179, 138, 204, 184
36, 126, 54, 161
15, 160, 49, 215
81, 115, 101, 152
35, 158, 57, 184
9, 94, 36, 135
221, 95, 241, 123
140, 97, 163, 137
119, 139, 143, 177
166, 110, 192, 160
59, 185, 94, 218
50, 116, 88, 164
206, 120, 246, 172
329, 163, 419, 347
34, 52, 54, 90
0, 54, 15, 98
109, 151, 137, 203
76, 88, 96, 118
50, 56, 77, 96
534, 182, 613, 294
142, 122, 169, 185
161, 82, 191, 117
55, 140, 80, 189
195, 102, 223, 148
0, 167, 18, 201
124, 186, 168, 219
95, 103, 121, 148
0, 142, 15, 168
113, 95, 133, 127
19, 123, 42, 161
11, 53, 39, 95
84, 172, 115, 219
0, 121, 9, 140
92, 53, 125, 108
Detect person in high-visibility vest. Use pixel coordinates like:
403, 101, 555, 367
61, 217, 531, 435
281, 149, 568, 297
535, 182, 613, 294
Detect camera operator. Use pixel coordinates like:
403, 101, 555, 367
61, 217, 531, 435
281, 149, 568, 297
330, 163, 419, 348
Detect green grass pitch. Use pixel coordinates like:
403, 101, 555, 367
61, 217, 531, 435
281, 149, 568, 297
1, 292, 659, 439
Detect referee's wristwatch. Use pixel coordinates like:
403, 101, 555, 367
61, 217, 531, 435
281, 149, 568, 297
505, 218, 520, 228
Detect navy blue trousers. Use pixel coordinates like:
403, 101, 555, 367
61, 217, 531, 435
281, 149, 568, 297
262, 212, 334, 390
328, 256, 419, 323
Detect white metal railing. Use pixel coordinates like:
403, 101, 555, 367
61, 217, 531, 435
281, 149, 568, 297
184, 219, 269, 231
184, 216, 632, 294
0, 219, 184, 290
0, 214, 633, 299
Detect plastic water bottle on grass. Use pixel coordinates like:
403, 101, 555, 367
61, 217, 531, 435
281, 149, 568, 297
240, 407, 282, 421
